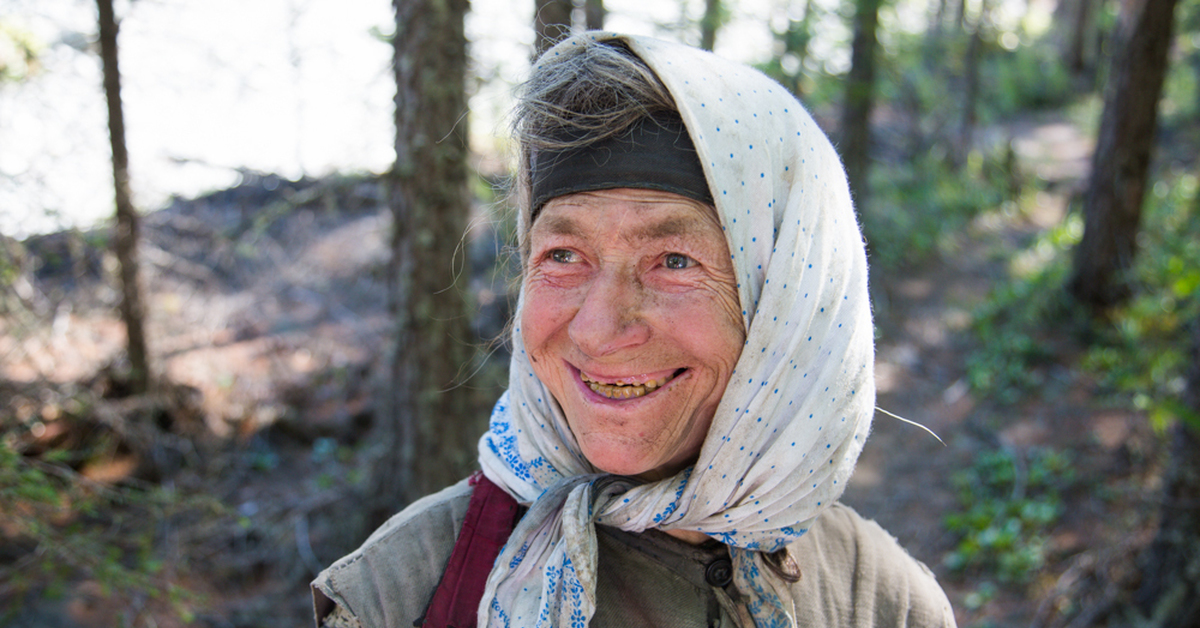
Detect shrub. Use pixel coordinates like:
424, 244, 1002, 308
1081, 174, 1200, 431
943, 447, 1076, 583
865, 147, 1015, 269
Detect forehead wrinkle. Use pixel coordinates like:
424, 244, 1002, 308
535, 210, 702, 242
535, 193, 722, 247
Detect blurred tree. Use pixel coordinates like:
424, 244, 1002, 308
1054, 0, 1111, 82
0, 20, 42, 83
953, 0, 991, 168
1134, 319, 1200, 624
841, 0, 883, 213
787, 0, 816, 96
535, 0, 574, 56
930, 0, 948, 35
764, 0, 817, 98
1068, 0, 1180, 311
584, 0, 606, 30
953, 0, 967, 31
1066, 0, 1094, 76
700, 0, 726, 51
96, 0, 151, 394
370, 0, 476, 526
1184, 0, 1200, 114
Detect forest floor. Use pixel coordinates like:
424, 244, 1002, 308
842, 112, 1160, 627
0, 112, 1161, 628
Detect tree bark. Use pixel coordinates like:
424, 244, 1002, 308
700, 0, 722, 51
584, 0, 605, 31
1067, 0, 1093, 76
954, 1, 987, 169
794, 0, 816, 97
932, 0, 948, 36
1068, 0, 1179, 311
1134, 319, 1200, 625
534, 0, 574, 57
96, 0, 150, 395
370, 0, 476, 528
841, 0, 883, 215
777, 0, 816, 98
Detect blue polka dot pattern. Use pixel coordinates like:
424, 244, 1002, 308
478, 32, 875, 628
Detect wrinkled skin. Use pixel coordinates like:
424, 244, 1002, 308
522, 188, 745, 482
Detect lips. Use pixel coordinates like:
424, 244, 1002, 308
580, 369, 684, 400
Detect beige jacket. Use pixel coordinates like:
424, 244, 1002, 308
313, 478, 956, 628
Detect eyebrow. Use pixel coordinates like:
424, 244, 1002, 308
533, 213, 584, 238
630, 216, 696, 241
533, 213, 706, 242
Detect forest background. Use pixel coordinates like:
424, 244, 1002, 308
2, 0, 1200, 626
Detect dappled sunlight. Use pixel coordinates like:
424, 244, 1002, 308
4, 0, 1198, 624
1010, 120, 1094, 183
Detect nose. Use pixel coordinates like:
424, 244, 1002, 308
568, 267, 650, 357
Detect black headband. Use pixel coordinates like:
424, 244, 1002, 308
529, 113, 714, 218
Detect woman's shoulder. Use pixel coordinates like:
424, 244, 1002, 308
311, 478, 475, 628
790, 502, 957, 627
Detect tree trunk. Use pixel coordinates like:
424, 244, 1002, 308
841, 0, 883, 214
1193, 46, 1200, 118
370, 0, 476, 528
1067, 0, 1093, 76
932, 0, 948, 36
1134, 319, 1200, 625
534, 0, 574, 57
1068, 0, 1179, 311
96, 0, 150, 395
780, 0, 816, 98
700, 0, 722, 51
954, 1, 986, 169
584, 0, 605, 31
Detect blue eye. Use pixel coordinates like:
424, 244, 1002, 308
665, 253, 695, 269
550, 249, 577, 263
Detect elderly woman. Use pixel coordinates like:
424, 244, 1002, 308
313, 33, 955, 628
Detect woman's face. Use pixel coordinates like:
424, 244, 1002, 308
522, 188, 744, 481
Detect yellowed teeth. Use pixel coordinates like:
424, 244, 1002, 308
581, 373, 672, 400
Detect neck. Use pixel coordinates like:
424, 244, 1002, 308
664, 528, 711, 545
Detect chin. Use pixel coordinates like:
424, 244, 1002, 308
580, 445, 650, 477
580, 441, 686, 481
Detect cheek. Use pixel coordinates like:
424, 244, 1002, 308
659, 283, 744, 369
520, 282, 573, 359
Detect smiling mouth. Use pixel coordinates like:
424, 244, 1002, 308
580, 369, 686, 400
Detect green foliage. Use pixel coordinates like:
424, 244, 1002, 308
982, 44, 1075, 117
756, 6, 824, 104
962, 581, 998, 611
943, 447, 1076, 583
0, 401, 210, 619
2, 445, 146, 605
1159, 0, 1200, 125
864, 147, 1015, 269
967, 171, 1200, 426
1081, 174, 1200, 431
966, 216, 1085, 404
875, 30, 1075, 134
0, 20, 43, 83
0, 236, 21, 287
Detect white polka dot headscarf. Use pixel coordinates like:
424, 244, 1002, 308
478, 32, 875, 628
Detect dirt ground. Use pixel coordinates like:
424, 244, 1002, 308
1, 116, 1161, 627
843, 114, 1157, 627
